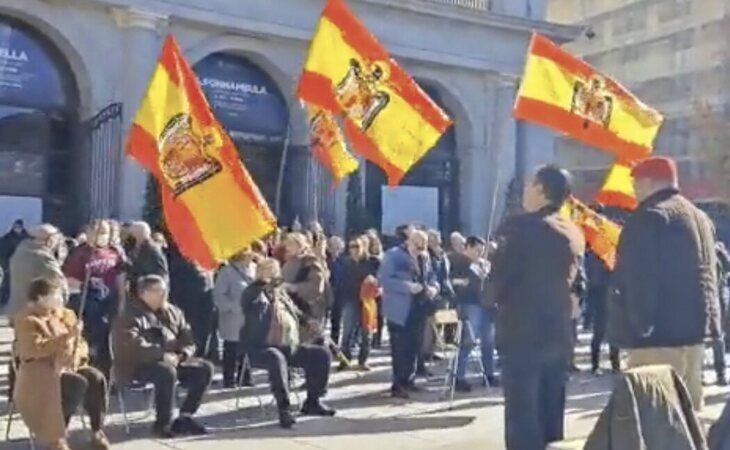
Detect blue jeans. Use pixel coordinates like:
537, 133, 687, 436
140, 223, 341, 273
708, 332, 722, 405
456, 304, 495, 381
502, 350, 568, 450
341, 302, 371, 365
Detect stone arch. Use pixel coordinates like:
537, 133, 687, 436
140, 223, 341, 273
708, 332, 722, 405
0, 6, 92, 116
411, 77, 476, 153
185, 34, 307, 143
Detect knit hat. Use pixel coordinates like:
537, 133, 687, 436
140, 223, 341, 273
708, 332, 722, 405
631, 157, 678, 185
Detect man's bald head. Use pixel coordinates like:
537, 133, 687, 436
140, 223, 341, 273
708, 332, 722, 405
29, 224, 61, 251
130, 221, 152, 241
407, 229, 429, 257
29, 224, 59, 240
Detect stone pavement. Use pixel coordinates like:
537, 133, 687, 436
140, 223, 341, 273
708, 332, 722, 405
1, 316, 729, 450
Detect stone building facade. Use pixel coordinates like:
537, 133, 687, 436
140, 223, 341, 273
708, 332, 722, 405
0, 0, 579, 236
548, 0, 729, 202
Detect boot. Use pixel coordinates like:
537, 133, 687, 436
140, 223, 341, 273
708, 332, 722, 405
301, 398, 336, 417
278, 408, 296, 429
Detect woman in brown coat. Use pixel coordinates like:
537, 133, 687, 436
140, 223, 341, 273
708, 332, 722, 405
13, 277, 110, 450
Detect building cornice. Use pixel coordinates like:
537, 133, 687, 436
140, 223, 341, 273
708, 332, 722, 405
111, 6, 168, 32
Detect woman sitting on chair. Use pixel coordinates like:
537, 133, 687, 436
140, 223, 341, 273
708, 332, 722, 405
13, 276, 110, 450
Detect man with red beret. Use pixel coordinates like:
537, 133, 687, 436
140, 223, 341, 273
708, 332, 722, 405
608, 156, 721, 410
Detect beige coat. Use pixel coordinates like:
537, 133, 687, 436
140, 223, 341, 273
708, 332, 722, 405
13, 305, 88, 444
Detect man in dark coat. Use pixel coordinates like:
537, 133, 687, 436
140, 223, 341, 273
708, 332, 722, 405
490, 165, 585, 450
607, 156, 720, 411
0, 219, 29, 306
127, 222, 169, 284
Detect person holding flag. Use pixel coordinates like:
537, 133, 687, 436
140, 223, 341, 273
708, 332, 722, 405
489, 165, 585, 450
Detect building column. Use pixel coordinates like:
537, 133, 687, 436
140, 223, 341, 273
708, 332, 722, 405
484, 81, 518, 236
112, 7, 168, 220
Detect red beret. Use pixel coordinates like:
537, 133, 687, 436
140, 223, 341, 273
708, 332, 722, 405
631, 157, 678, 185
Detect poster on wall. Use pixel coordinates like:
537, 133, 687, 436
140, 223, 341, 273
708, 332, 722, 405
194, 53, 288, 145
0, 20, 67, 110
381, 186, 439, 235
0, 195, 42, 233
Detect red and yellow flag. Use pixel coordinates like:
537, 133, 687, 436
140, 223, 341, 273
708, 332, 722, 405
514, 33, 663, 161
595, 160, 638, 210
297, 0, 452, 185
306, 106, 359, 185
562, 196, 622, 270
126, 35, 276, 269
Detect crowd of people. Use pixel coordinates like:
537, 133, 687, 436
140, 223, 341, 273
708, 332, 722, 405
1, 156, 729, 450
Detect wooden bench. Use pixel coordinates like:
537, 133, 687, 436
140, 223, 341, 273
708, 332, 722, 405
547, 438, 587, 450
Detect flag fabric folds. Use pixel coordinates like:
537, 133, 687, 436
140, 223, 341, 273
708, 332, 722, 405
595, 160, 638, 210
514, 33, 663, 161
297, 0, 452, 185
562, 196, 622, 270
126, 35, 276, 269
306, 106, 359, 185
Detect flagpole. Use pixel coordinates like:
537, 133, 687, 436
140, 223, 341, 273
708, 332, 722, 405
275, 122, 292, 217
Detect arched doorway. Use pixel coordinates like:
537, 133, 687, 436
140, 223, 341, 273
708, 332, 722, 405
365, 84, 459, 235
193, 53, 289, 213
0, 15, 79, 233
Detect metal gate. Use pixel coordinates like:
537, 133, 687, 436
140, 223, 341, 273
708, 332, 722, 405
80, 103, 123, 222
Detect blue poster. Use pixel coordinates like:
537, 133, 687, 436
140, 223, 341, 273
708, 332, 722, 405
0, 19, 68, 110
194, 53, 289, 146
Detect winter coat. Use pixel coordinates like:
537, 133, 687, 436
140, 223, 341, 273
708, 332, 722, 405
282, 254, 329, 322
111, 298, 195, 384
13, 305, 89, 445
377, 246, 439, 327
239, 280, 304, 355
450, 252, 490, 308
584, 365, 707, 450
128, 239, 169, 284
8, 240, 67, 319
608, 189, 721, 349
213, 263, 252, 342
335, 257, 371, 305
489, 206, 585, 358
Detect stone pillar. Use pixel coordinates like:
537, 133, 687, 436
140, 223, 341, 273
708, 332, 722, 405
483, 81, 518, 237
112, 7, 168, 220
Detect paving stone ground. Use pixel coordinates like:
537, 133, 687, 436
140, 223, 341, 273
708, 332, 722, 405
1, 316, 728, 449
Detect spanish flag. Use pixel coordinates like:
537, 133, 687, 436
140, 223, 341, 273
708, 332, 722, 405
514, 33, 663, 161
126, 35, 276, 269
595, 160, 638, 210
306, 106, 359, 185
562, 197, 622, 270
297, 0, 452, 185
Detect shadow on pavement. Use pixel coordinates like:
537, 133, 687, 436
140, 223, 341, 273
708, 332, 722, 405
190, 414, 475, 441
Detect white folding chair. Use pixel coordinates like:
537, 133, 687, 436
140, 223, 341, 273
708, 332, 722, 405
438, 310, 490, 410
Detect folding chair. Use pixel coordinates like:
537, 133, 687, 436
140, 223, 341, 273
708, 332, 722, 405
438, 310, 490, 410
234, 353, 301, 415
107, 334, 155, 435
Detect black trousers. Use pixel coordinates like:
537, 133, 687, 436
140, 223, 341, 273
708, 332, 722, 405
502, 350, 568, 450
330, 299, 344, 345
388, 306, 427, 390
251, 344, 331, 409
589, 291, 620, 371
134, 357, 214, 426
222, 340, 247, 386
61, 366, 108, 431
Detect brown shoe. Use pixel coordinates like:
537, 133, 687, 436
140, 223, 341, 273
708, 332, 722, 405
89, 430, 111, 450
